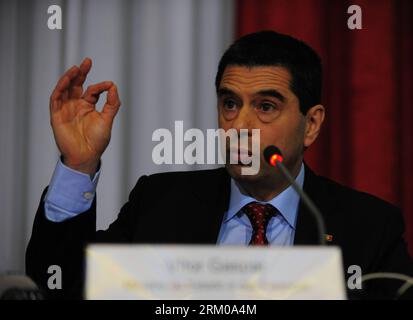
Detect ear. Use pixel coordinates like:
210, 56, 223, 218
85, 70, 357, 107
303, 104, 325, 148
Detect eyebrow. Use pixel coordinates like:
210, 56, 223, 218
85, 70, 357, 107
217, 87, 286, 103
217, 88, 237, 98
256, 89, 286, 102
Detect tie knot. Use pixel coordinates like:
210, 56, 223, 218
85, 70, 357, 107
243, 202, 278, 245
244, 202, 277, 221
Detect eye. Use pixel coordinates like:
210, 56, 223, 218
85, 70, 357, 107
223, 99, 238, 111
257, 102, 277, 113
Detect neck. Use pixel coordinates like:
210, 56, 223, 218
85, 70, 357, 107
236, 161, 303, 202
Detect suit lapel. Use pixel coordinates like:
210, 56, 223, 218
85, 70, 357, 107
294, 165, 335, 245
190, 168, 231, 244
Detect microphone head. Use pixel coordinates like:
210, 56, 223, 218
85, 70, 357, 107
263, 146, 283, 167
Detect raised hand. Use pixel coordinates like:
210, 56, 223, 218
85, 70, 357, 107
49, 58, 121, 175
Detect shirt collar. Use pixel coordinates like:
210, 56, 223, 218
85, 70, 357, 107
225, 163, 305, 229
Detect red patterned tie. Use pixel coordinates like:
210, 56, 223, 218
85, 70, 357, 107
243, 202, 278, 245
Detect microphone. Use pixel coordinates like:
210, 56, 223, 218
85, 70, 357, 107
263, 146, 327, 245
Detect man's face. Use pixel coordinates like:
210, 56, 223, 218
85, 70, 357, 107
217, 65, 307, 184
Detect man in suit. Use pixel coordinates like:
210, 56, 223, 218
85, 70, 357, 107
26, 31, 413, 299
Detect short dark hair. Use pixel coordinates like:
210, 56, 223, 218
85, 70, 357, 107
215, 30, 322, 114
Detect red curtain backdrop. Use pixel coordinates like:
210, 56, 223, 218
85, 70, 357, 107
236, 0, 413, 255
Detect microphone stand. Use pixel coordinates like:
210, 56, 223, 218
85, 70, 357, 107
274, 159, 326, 245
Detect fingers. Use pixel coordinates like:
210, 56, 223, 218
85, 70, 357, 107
79, 57, 92, 76
50, 65, 80, 113
101, 84, 121, 123
49, 59, 121, 126
82, 81, 113, 105
69, 57, 92, 99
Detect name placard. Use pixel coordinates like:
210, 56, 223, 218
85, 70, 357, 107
85, 245, 346, 299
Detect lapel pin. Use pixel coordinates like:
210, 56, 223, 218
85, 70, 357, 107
325, 234, 333, 242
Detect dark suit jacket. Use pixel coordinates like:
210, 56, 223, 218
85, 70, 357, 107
26, 165, 413, 299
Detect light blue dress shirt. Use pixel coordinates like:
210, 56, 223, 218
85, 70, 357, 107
217, 163, 305, 245
44, 159, 100, 222
45, 160, 304, 247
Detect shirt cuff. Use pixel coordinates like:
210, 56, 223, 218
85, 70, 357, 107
44, 158, 101, 222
